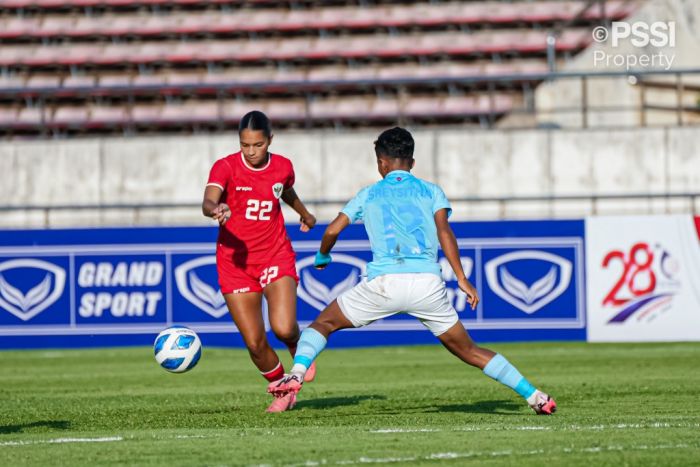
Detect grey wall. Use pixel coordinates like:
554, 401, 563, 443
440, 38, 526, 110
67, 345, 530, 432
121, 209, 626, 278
1, 126, 699, 228
535, 0, 700, 128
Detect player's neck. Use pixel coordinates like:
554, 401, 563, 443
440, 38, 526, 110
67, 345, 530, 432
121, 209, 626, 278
382, 166, 412, 178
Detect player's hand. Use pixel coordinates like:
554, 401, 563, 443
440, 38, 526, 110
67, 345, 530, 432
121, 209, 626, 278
314, 251, 332, 270
300, 213, 317, 232
211, 203, 231, 225
458, 276, 479, 310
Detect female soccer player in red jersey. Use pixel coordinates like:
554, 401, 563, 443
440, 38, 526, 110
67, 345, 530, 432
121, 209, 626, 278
202, 110, 317, 412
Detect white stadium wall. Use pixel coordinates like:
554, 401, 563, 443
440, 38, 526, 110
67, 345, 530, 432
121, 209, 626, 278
535, 0, 700, 128
1, 126, 700, 228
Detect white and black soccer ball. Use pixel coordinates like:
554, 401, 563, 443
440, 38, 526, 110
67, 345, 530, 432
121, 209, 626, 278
153, 326, 202, 373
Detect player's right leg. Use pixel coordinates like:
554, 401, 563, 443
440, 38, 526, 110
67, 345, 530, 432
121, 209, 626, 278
268, 299, 354, 397
436, 323, 556, 415
269, 277, 399, 403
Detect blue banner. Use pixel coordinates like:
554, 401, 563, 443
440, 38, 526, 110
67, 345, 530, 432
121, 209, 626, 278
0, 220, 585, 349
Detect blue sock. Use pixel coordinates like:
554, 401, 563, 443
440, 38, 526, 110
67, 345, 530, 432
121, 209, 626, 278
482, 354, 537, 401
291, 327, 327, 374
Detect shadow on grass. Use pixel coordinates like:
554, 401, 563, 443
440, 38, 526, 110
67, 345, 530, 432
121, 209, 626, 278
295, 394, 386, 410
372, 399, 523, 416
0, 420, 71, 434
434, 399, 523, 415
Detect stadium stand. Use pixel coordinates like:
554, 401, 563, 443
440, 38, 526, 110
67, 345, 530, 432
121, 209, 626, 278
0, 0, 638, 136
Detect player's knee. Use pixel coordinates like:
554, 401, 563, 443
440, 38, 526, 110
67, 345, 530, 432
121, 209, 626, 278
245, 337, 270, 359
271, 325, 299, 344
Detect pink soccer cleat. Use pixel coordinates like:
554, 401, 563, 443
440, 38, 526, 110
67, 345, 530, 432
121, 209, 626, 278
529, 391, 557, 415
268, 374, 303, 398
265, 392, 297, 413
304, 362, 317, 383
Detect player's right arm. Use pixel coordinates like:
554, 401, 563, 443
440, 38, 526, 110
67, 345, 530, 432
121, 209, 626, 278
435, 208, 479, 310
202, 185, 230, 225
315, 214, 351, 269
202, 159, 231, 225
315, 187, 368, 269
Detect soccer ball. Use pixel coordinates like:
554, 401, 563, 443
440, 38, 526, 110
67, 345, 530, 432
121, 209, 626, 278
153, 326, 202, 373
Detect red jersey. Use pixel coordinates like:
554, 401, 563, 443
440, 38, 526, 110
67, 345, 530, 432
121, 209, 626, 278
207, 151, 295, 267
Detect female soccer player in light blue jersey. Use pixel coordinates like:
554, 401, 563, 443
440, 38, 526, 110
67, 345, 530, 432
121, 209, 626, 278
269, 127, 556, 415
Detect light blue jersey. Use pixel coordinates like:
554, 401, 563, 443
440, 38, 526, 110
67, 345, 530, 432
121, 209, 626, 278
341, 170, 451, 280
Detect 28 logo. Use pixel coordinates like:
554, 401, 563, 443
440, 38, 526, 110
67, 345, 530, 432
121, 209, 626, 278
602, 242, 656, 307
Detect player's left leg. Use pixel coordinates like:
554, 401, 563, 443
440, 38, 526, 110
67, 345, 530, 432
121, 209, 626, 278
437, 323, 556, 415
263, 276, 317, 382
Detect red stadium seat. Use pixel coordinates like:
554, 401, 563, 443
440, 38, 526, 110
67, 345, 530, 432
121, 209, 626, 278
132, 74, 169, 87
369, 98, 400, 120
158, 101, 219, 123
130, 105, 162, 124
0, 74, 26, 90
99, 74, 133, 87
89, 106, 129, 125
62, 75, 98, 89
17, 107, 44, 125
265, 99, 307, 122
0, 108, 19, 126
52, 106, 89, 125
25, 75, 61, 89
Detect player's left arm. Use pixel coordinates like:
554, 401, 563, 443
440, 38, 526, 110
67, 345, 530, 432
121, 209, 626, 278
435, 208, 479, 310
281, 187, 317, 232
314, 213, 351, 270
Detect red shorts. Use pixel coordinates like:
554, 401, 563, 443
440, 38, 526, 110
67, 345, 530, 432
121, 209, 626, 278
216, 248, 299, 294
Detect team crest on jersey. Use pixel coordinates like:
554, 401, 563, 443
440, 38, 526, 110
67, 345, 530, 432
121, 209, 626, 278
272, 183, 284, 199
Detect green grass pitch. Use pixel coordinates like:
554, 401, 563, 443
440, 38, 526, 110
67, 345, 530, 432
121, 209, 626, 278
2, 341, 700, 466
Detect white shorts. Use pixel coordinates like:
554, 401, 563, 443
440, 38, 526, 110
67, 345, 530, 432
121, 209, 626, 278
336, 273, 459, 336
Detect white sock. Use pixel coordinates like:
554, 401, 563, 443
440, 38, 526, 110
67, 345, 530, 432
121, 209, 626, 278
291, 363, 307, 379
526, 390, 541, 406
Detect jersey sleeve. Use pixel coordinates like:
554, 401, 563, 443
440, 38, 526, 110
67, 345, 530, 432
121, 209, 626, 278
432, 184, 452, 218
341, 186, 370, 223
207, 158, 231, 191
284, 160, 295, 190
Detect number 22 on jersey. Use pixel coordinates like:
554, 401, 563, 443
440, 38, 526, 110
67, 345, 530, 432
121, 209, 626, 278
245, 199, 273, 221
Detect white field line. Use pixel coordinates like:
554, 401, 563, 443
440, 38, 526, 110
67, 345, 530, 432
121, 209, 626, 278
278, 443, 695, 467
0, 436, 123, 447
369, 421, 700, 434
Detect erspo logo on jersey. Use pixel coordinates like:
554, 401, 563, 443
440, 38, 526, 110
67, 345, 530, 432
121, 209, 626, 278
296, 254, 367, 311
0, 259, 66, 321
485, 251, 573, 314
601, 242, 680, 323
174, 256, 228, 319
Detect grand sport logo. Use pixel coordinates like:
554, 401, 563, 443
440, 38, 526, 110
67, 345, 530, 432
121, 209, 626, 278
296, 254, 367, 311
174, 256, 228, 318
485, 251, 572, 314
0, 259, 66, 321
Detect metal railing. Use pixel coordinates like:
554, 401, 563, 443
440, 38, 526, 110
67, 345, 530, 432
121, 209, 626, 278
2, 192, 698, 228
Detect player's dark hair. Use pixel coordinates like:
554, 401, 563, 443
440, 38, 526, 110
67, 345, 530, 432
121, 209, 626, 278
374, 127, 414, 160
239, 110, 272, 138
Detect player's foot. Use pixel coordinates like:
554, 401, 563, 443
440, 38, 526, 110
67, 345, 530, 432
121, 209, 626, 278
529, 391, 557, 415
268, 373, 303, 397
265, 392, 297, 413
304, 362, 317, 383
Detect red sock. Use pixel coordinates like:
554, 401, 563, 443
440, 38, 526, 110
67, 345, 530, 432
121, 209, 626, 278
261, 361, 284, 382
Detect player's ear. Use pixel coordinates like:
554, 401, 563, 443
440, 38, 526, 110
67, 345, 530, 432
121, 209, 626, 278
410, 158, 415, 170
377, 156, 387, 174
267, 133, 274, 145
